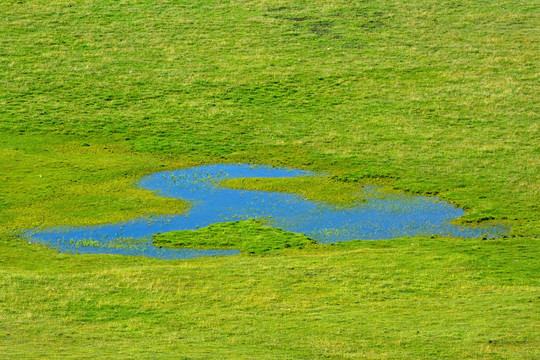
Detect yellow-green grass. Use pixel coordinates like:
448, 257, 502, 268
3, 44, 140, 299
0, 0, 538, 358
0, 135, 192, 230
1, 233, 538, 359
220, 176, 396, 208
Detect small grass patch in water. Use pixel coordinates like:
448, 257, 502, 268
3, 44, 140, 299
73, 237, 148, 250
220, 176, 399, 208
153, 219, 316, 255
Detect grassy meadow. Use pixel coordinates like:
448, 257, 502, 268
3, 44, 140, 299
0, 0, 538, 358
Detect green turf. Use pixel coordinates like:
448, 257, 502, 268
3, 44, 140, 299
0, 0, 538, 358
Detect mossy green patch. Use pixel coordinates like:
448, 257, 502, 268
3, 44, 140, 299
153, 220, 316, 255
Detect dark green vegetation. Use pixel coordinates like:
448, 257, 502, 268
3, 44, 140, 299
0, 0, 538, 358
153, 220, 316, 255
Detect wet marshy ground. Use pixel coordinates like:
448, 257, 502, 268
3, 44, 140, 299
24, 164, 509, 259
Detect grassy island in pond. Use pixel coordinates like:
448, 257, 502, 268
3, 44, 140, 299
153, 220, 316, 255
0, 0, 538, 358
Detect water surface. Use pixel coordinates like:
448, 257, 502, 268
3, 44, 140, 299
25, 164, 508, 259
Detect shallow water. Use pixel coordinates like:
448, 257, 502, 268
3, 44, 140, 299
25, 164, 508, 259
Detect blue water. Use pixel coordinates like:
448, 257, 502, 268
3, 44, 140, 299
24, 164, 508, 260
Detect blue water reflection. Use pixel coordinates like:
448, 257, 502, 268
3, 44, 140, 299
24, 164, 508, 259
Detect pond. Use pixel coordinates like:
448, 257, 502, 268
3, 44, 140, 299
24, 164, 508, 260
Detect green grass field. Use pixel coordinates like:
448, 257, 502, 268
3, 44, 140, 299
0, 0, 538, 358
